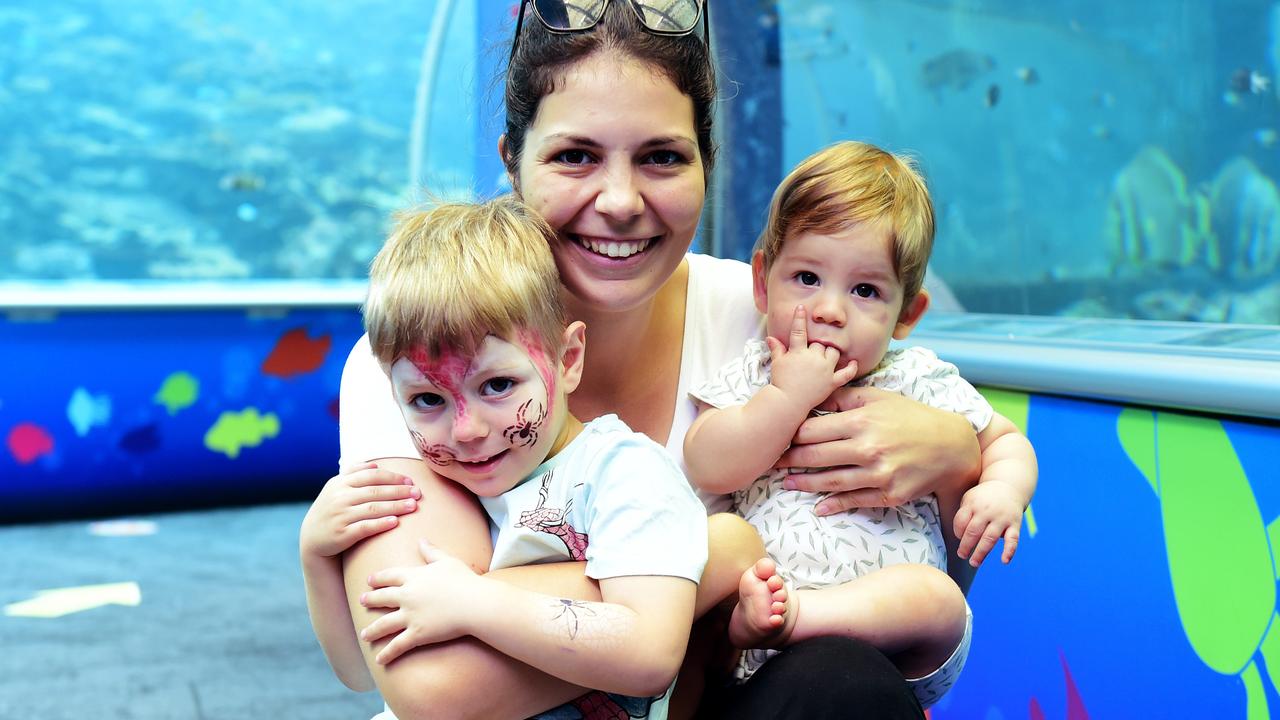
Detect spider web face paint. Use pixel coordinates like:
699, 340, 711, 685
516, 328, 556, 405
408, 346, 474, 423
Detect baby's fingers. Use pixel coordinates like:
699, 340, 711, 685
1001, 525, 1021, 564
788, 305, 810, 351
348, 467, 418, 490
967, 523, 1005, 568
360, 609, 406, 644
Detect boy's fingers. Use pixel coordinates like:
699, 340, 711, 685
377, 634, 415, 665
348, 516, 399, 543
419, 539, 450, 563
765, 336, 785, 361
348, 470, 416, 489
789, 305, 809, 351
367, 568, 405, 589
361, 610, 405, 643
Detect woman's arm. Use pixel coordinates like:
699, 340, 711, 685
775, 386, 982, 516
343, 457, 605, 720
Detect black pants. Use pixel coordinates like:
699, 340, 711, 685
698, 636, 925, 719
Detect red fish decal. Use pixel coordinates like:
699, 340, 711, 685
8, 422, 54, 464
261, 328, 331, 378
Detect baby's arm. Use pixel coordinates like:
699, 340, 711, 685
299, 461, 423, 690
361, 542, 697, 698
685, 306, 857, 494
953, 412, 1038, 566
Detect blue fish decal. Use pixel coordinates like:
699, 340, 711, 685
67, 388, 112, 437
119, 423, 161, 455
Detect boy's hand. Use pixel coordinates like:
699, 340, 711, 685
299, 462, 421, 559
360, 540, 483, 664
768, 305, 859, 411
953, 482, 1025, 566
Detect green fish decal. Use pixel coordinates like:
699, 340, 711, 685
155, 372, 199, 416
204, 408, 280, 459
1118, 409, 1277, 717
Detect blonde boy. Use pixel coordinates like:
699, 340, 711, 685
683, 141, 1038, 708
302, 197, 720, 720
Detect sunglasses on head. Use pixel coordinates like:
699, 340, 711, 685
508, 0, 710, 64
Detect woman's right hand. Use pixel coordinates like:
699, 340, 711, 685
775, 386, 981, 516
299, 461, 422, 559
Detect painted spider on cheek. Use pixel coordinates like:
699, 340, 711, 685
503, 398, 547, 448
412, 430, 455, 466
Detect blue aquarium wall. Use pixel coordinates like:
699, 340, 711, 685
0, 305, 364, 522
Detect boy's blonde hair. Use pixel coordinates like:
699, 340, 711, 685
757, 141, 936, 308
364, 196, 566, 365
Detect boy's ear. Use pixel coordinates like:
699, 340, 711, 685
892, 288, 931, 340
750, 251, 769, 316
558, 321, 587, 394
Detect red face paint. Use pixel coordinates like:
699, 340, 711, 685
409, 346, 474, 424
516, 329, 556, 403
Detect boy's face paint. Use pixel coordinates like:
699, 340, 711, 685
516, 328, 557, 402
389, 335, 560, 497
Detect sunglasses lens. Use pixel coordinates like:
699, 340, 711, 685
632, 0, 702, 33
532, 0, 609, 31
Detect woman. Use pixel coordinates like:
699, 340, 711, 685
304, 2, 980, 718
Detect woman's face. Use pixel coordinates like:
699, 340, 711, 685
514, 53, 706, 313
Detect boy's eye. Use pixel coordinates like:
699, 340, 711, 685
482, 377, 516, 396
411, 392, 444, 409
796, 271, 820, 286
852, 283, 879, 298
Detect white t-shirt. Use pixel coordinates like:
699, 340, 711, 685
338, 253, 764, 514
482, 414, 708, 583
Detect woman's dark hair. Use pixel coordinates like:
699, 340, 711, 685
502, 3, 718, 185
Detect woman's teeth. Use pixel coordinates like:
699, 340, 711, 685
578, 236, 653, 258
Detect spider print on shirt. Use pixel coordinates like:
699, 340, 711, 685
503, 398, 547, 448
514, 470, 589, 560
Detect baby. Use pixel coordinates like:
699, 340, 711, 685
684, 141, 1038, 708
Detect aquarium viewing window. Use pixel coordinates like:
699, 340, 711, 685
2, 1, 1277, 416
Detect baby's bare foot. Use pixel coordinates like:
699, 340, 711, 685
728, 558, 795, 649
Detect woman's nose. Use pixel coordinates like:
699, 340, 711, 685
452, 410, 488, 443
595, 166, 644, 220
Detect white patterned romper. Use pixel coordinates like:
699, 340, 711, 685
691, 340, 992, 709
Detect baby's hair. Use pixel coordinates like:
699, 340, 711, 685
364, 195, 566, 365
756, 140, 936, 308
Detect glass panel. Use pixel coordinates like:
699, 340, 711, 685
1, 0, 476, 281
779, 0, 1280, 325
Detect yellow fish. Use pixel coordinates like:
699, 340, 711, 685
204, 408, 280, 459
154, 372, 199, 415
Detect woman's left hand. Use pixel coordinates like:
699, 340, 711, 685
774, 386, 981, 516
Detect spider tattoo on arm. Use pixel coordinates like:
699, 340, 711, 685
550, 598, 598, 640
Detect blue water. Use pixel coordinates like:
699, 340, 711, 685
1, 0, 1277, 324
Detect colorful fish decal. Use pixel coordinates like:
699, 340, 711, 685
8, 422, 54, 464
66, 387, 112, 437
154, 372, 199, 415
204, 408, 280, 459
261, 328, 331, 378
1118, 409, 1275, 716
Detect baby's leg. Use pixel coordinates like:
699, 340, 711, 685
788, 564, 967, 679
728, 557, 794, 649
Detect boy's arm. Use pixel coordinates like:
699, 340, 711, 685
299, 461, 423, 691
361, 543, 697, 698
975, 412, 1038, 503
685, 306, 857, 494
343, 458, 599, 720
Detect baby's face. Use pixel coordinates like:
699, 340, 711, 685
754, 222, 921, 378
388, 335, 561, 497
